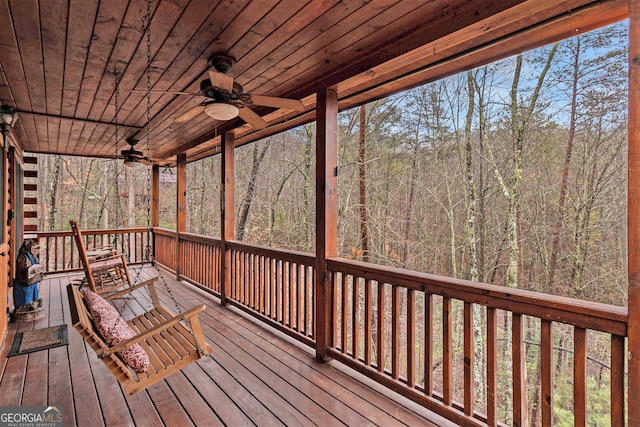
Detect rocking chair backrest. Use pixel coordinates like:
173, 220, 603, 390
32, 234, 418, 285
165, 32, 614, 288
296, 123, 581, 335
70, 219, 134, 295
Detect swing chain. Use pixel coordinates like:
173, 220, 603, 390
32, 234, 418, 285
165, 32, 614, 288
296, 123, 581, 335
140, 0, 206, 357
113, 70, 121, 251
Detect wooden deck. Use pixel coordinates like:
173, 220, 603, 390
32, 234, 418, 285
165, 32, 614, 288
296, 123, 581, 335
0, 267, 453, 427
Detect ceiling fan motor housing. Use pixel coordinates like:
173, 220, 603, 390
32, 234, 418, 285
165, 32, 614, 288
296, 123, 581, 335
200, 79, 248, 107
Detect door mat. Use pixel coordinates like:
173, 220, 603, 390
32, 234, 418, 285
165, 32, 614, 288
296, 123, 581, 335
8, 324, 68, 357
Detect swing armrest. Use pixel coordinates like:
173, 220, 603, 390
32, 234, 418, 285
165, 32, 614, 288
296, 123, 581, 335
103, 304, 207, 355
102, 277, 159, 301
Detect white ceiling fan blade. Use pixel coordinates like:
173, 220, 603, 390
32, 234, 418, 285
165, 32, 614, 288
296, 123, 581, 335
238, 107, 267, 129
250, 95, 305, 111
209, 70, 234, 93
175, 105, 205, 123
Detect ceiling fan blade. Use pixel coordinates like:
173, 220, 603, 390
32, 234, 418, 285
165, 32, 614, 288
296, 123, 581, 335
175, 105, 205, 123
249, 95, 305, 112
209, 70, 234, 93
126, 89, 201, 96
238, 107, 267, 129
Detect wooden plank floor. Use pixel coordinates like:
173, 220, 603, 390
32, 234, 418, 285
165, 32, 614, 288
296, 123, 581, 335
0, 267, 455, 427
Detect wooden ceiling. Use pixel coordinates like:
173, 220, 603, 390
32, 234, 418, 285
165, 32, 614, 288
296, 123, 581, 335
0, 0, 628, 165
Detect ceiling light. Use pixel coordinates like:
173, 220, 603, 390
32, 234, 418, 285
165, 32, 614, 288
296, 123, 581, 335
0, 104, 17, 127
0, 105, 18, 149
124, 157, 140, 168
205, 103, 239, 121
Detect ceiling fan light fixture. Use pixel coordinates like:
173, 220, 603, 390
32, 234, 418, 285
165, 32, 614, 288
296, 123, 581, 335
205, 102, 239, 121
123, 157, 140, 168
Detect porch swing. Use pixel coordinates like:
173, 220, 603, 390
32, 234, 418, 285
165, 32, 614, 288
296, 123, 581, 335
66, 0, 211, 396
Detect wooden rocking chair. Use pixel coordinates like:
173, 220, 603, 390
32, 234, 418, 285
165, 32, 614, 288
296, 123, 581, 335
67, 280, 211, 396
70, 219, 156, 296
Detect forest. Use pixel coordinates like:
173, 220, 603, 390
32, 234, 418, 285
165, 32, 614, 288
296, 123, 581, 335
34, 22, 628, 424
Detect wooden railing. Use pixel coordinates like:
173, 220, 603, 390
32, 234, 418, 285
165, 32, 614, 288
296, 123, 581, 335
32, 227, 149, 274
179, 232, 221, 294
152, 228, 177, 271
326, 258, 627, 426
227, 241, 315, 347
53, 227, 627, 425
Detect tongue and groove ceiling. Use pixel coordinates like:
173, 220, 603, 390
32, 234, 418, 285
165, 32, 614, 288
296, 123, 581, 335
0, 0, 627, 164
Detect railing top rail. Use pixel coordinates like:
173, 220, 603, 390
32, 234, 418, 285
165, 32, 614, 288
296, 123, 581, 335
33, 227, 149, 238
152, 227, 177, 237
328, 257, 628, 336
227, 240, 315, 266
178, 232, 222, 246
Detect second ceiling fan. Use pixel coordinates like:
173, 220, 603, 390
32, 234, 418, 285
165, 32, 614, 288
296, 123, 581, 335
152, 54, 305, 129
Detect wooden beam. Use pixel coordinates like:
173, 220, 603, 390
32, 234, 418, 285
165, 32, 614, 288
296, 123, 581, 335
628, 0, 640, 424
221, 132, 235, 306
314, 88, 338, 362
175, 154, 186, 281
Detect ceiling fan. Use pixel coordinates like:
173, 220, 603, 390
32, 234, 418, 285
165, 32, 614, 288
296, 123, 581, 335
121, 138, 144, 168
140, 54, 305, 129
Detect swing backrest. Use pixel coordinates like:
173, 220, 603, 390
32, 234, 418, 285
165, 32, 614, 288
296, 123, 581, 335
70, 219, 133, 296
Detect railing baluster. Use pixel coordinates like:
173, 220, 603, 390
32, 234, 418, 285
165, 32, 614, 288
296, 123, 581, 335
392, 285, 400, 380
425, 293, 433, 396
353, 276, 360, 361
61, 236, 66, 271
341, 273, 348, 352
275, 259, 281, 322
288, 261, 294, 329
512, 313, 527, 427
365, 278, 372, 367
54, 236, 59, 271
574, 327, 587, 427
377, 281, 385, 373
269, 257, 274, 318
407, 288, 415, 388
261, 255, 266, 315
443, 296, 452, 405
464, 301, 474, 416
541, 319, 553, 427
611, 334, 625, 426
487, 307, 497, 426
245, 252, 250, 305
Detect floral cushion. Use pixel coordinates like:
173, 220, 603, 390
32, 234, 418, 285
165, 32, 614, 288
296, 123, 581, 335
82, 289, 149, 373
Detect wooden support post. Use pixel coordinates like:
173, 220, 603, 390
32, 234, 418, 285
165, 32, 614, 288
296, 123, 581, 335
315, 88, 338, 362
628, 0, 639, 423
175, 154, 186, 280
7, 147, 16, 282
0, 146, 8, 340
151, 164, 159, 261
221, 132, 235, 306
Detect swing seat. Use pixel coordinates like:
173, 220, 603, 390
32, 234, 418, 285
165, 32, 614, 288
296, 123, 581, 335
67, 280, 212, 396
70, 219, 156, 296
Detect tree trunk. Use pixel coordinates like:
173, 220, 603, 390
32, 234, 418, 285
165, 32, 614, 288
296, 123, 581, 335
465, 71, 479, 282
549, 37, 580, 287
47, 155, 62, 231
238, 142, 270, 241
358, 105, 370, 262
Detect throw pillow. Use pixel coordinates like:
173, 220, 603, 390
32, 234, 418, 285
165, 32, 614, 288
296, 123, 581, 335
83, 289, 149, 373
